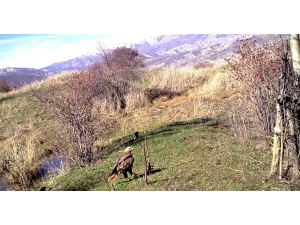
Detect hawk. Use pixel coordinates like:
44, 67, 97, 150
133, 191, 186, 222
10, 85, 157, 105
108, 147, 135, 181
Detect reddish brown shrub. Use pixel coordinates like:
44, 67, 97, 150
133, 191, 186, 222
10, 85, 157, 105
0, 80, 15, 93
226, 35, 287, 138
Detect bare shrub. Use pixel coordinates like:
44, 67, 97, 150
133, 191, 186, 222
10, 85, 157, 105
32, 46, 145, 169
0, 80, 16, 93
32, 71, 102, 167
226, 35, 286, 140
144, 87, 181, 103
224, 98, 260, 140
101, 46, 145, 73
89, 45, 145, 114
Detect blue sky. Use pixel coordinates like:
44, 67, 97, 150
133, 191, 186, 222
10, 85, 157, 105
0, 34, 156, 69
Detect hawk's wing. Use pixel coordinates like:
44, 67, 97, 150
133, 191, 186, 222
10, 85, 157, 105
110, 153, 134, 176
117, 154, 134, 173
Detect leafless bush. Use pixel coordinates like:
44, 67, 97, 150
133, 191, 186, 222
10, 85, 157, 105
225, 98, 260, 140
0, 80, 16, 93
32, 71, 103, 167
32, 46, 145, 168
226, 35, 286, 139
95, 45, 145, 73
144, 87, 181, 103
89, 45, 145, 114
194, 61, 214, 69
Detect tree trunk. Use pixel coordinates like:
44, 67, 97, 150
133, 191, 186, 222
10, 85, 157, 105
269, 103, 282, 176
286, 108, 300, 176
288, 34, 300, 177
290, 34, 300, 75
269, 35, 300, 179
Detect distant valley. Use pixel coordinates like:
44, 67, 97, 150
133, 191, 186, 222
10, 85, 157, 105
0, 67, 49, 88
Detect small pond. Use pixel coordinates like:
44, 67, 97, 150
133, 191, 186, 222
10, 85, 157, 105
0, 154, 63, 191
0, 177, 8, 191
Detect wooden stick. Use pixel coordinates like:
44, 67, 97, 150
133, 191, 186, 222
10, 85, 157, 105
279, 122, 284, 179
111, 182, 116, 191
144, 133, 151, 174
103, 177, 115, 191
142, 142, 148, 184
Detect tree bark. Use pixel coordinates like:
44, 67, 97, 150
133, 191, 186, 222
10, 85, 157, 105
286, 108, 300, 176
270, 103, 282, 176
290, 34, 300, 75
288, 34, 300, 177
269, 35, 300, 179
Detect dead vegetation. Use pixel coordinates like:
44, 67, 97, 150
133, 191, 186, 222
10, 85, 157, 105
1, 61, 234, 191
0, 80, 16, 93
225, 36, 285, 140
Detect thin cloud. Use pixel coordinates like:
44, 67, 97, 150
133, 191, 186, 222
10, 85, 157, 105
0, 35, 100, 68
0, 34, 159, 69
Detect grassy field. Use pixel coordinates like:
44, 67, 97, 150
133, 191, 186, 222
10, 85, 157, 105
0, 66, 292, 191
44, 118, 285, 191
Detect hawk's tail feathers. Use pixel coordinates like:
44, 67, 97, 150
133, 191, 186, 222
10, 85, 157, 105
108, 174, 118, 181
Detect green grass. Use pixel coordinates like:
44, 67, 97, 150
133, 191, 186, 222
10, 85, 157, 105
1, 67, 291, 191
1, 90, 46, 132
43, 118, 285, 191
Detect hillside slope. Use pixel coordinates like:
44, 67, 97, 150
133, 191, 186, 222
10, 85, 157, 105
49, 118, 284, 191
0, 66, 293, 191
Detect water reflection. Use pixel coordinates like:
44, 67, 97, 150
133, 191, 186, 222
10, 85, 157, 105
39, 154, 63, 177
0, 177, 8, 191
0, 154, 63, 191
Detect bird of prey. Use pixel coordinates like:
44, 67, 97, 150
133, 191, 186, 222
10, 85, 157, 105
108, 147, 135, 181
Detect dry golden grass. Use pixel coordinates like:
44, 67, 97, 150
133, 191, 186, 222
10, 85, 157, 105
99, 66, 234, 143
1, 65, 237, 190
143, 66, 213, 92
0, 70, 78, 102
0, 120, 46, 190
